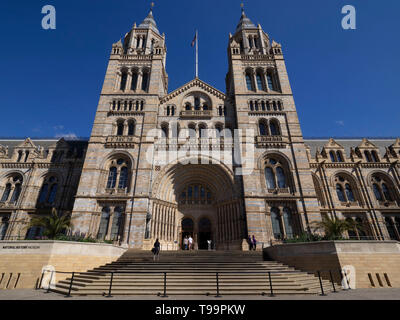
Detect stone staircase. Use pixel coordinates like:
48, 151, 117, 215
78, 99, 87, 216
49, 250, 339, 296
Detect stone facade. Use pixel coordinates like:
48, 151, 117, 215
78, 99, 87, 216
0, 8, 399, 249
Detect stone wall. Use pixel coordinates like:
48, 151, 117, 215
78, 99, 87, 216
264, 241, 400, 288
0, 241, 126, 289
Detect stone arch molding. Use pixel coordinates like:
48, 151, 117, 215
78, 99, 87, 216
152, 156, 238, 204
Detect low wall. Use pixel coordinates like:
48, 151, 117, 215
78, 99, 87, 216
0, 241, 127, 289
264, 241, 400, 289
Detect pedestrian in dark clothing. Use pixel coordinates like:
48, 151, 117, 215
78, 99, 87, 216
247, 235, 253, 251
252, 235, 257, 251
153, 238, 160, 261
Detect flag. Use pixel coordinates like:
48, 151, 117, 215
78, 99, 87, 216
191, 33, 197, 47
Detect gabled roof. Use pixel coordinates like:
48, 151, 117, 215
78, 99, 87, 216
357, 138, 379, 149
160, 78, 226, 104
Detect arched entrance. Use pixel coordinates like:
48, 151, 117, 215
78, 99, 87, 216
150, 161, 245, 250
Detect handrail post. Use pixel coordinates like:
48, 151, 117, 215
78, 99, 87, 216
329, 270, 337, 293
268, 272, 274, 297
161, 272, 168, 297
106, 272, 114, 298
46, 270, 54, 293
215, 272, 221, 298
317, 271, 326, 296
66, 272, 75, 298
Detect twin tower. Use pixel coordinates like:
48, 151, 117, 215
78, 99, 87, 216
70, 7, 320, 250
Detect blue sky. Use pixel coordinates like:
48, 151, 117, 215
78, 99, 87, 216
0, 0, 399, 139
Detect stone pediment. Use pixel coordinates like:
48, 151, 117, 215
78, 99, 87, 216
357, 138, 378, 149
160, 78, 226, 104
16, 138, 36, 149
324, 138, 344, 149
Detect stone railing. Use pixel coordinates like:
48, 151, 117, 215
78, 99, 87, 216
255, 136, 288, 148
180, 110, 212, 118
105, 136, 138, 149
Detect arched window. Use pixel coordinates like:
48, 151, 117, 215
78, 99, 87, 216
107, 167, 117, 189
17, 151, 23, 162
264, 167, 276, 189
261, 101, 266, 111
371, 175, 394, 202
127, 121, 135, 136
364, 151, 372, 162
188, 123, 196, 138
10, 183, 21, 203
1, 184, 12, 202
267, 73, 274, 91
0, 216, 9, 240
38, 176, 58, 205
256, 73, 265, 91
283, 207, 294, 239
166, 106, 170, 116
346, 218, 357, 239
97, 207, 111, 240
336, 184, 346, 202
264, 157, 290, 192
270, 207, 283, 239
355, 217, 367, 238
24, 151, 30, 162
131, 71, 138, 90
47, 184, 58, 204
335, 175, 357, 203
194, 97, 201, 110
110, 207, 124, 240
38, 184, 49, 204
117, 121, 124, 136
373, 184, 383, 201
336, 151, 344, 162
276, 167, 287, 188
245, 72, 254, 91
118, 167, 128, 189
161, 124, 169, 138
371, 151, 379, 163
269, 120, 280, 136
259, 121, 268, 136
141, 71, 149, 91
329, 151, 336, 162
199, 124, 207, 138
185, 103, 191, 111
120, 71, 128, 91
345, 184, 355, 202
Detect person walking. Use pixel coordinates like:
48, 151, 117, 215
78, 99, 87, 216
247, 235, 253, 251
188, 235, 193, 250
252, 235, 257, 251
183, 235, 189, 250
153, 238, 160, 261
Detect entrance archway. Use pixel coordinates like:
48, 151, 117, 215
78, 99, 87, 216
150, 160, 245, 250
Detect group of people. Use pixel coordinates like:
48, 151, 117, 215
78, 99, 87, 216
182, 235, 194, 250
247, 235, 257, 250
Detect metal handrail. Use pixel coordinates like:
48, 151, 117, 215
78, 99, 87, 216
40, 268, 350, 297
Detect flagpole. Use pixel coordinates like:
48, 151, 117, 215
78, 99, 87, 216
195, 30, 198, 78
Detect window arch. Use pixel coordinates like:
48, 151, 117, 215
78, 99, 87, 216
259, 120, 268, 136
106, 158, 130, 191
264, 157, 290, 191
269, 120, 280, 136
127, 120, 135, 136
1, 175, 23, 204
266, 71, 275, 91
0, 216, 9, 240
116, 120, 124, 136
198, 123, 207, 138
38, 176, 59, 205
120, 70, 128, 91
256, 71, 265, 91
245, 71, 254, 91
336, 151, 344, 162
371, 174, 395, 203
131, 69, 139, 90
334, 175, 358, 204
141, 69, 150, 91
329, 151, 336, 162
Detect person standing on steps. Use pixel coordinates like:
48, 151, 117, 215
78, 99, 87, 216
247, 235, 253, 251
252, 235, 257, 251
183, 235, 189, 250
188, 235, 193, 250
153, 238, 160, 261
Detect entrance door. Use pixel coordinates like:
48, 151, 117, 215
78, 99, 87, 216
181, 218, 194, 249
198, 218, 212, 250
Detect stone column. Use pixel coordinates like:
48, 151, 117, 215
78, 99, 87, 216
137, 71, 143, 92
126, 71, 132, 92
106, 209, 114, 241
